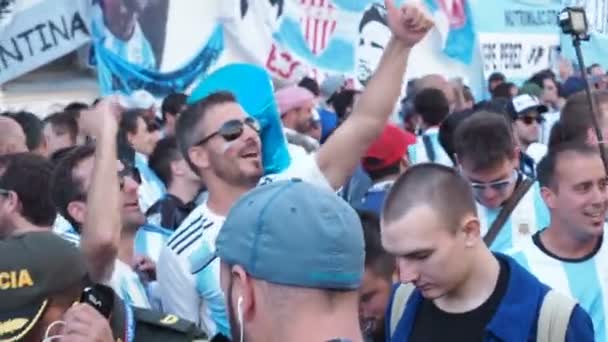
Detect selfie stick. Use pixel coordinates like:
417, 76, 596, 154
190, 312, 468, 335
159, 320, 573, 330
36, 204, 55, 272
560, 7, 608, 174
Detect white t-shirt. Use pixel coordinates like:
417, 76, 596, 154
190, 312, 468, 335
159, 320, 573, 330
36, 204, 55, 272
527, 143, 548, 165
157, 145, 331, 336
541, 110, 560, 145
258, 143, 332, 190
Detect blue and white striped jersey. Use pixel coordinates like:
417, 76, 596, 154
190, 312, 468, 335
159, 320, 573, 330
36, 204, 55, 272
478, 180, 550, 253
408, 127, 453, 167
133, 223, 173, 312
52, 214, 72, 235
91, 5, 156, 70
108, 259, 152, 310
52, 221, 153, 310
134, 223, 173, 263
510, 231, 608, 342
52, 215, 80, 246
135, 153, 167, 213
157, 203, 230, 337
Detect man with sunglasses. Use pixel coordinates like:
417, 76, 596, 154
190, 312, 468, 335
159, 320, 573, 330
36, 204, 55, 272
50, 100, 171, 310
507, 94, 549, 167
157, 0, 435, 338
118, 109, 167, 214
453, 111, 550, 253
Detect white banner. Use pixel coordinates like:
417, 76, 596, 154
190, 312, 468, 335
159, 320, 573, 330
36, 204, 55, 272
92, 0, 483, 97
478, 32, 559, 82
0, 0, 91, 84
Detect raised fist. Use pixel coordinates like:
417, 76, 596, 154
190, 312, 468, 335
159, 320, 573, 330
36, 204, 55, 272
385, 0, 435, 48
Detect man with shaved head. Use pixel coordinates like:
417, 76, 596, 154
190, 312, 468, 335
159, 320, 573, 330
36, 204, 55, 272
0, 116, 28, 156
406, 75, 458, 167
414, 74, 456, 110
407, 88, 452, 166
381, 163, 593, 341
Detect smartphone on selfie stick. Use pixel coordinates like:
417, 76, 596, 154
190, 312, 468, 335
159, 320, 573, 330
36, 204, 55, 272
559, 7, 608, 175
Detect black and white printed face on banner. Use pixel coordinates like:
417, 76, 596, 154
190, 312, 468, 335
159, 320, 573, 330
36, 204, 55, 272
0, 0, 90, 84
94, 0, 169, 70
355, 2, 390, 89
0, 0, 15, 28
241, 0, 285, 23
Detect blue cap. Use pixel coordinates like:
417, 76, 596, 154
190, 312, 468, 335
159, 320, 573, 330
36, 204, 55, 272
215, 180, 364, 290
561, 76, 586, 98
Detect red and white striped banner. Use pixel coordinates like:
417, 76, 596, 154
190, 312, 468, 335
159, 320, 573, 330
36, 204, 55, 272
298, 0, 338, 80
299, 0, 337, 55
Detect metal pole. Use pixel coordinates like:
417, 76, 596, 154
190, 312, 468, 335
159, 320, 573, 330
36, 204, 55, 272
572, 36, 608, 174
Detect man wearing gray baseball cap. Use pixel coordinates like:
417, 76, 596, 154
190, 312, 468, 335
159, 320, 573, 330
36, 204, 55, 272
192, 179, 365, 342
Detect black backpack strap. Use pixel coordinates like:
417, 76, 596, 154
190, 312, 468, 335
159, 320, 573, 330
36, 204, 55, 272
422, 134, 436, 162
484, 178, 535, 246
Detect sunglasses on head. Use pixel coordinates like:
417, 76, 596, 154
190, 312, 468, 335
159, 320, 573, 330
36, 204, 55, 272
519, 115, 544, 125
194, 117, 260, 146
469, 171, 518, 193
118, 166, 141, 190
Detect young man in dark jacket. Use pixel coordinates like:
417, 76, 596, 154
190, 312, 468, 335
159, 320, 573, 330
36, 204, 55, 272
381, 164, 594, 341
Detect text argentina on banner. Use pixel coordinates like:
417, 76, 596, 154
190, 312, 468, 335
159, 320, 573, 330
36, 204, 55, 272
0, 0, 90, 84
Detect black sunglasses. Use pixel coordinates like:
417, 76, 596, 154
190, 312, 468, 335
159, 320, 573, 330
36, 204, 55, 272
194, 117, 260, 146
0, 189, 10, 197
519, 116, 544, 125
118, 166, 141, 190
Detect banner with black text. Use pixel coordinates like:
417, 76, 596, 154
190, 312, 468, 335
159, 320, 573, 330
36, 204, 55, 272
470, 0, 562, 88
0, 0, 90, 84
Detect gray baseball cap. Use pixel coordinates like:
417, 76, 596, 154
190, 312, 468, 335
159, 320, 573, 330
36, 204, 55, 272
192, 179, 364, 290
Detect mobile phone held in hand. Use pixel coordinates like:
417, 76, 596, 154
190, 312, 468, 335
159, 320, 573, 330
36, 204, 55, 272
80, 284, 115, 318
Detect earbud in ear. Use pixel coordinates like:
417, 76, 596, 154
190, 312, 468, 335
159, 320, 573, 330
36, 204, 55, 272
237, 296, 244, 342
237, 296, 244, 323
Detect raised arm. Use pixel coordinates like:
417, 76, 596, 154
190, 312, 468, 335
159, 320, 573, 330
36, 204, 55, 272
316, 0, 434, 190
79, 100, 122, 282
